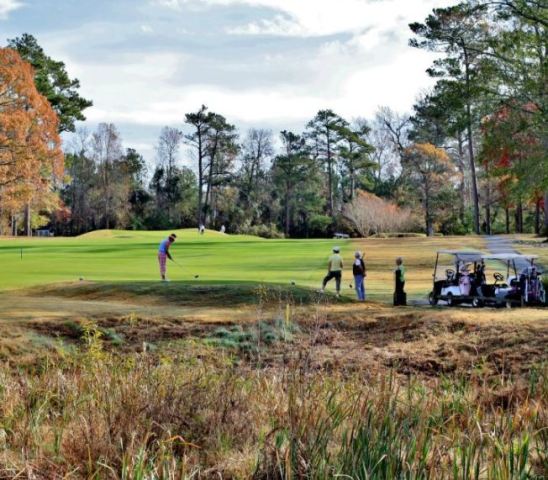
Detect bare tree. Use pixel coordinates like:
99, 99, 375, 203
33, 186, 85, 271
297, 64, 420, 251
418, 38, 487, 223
343, 191, 414, 236
156, 126, 183, 177
91, 123, 124, 229
240, 128, 274, 209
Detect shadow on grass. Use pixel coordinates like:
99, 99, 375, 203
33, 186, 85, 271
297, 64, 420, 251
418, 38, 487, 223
27, 280, 351, 308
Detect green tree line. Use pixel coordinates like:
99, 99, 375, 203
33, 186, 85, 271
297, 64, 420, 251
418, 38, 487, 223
2, 0, 546, 237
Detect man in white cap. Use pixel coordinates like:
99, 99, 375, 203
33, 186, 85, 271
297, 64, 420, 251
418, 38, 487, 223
352, 251, 366, 301
321, 246, 344, 297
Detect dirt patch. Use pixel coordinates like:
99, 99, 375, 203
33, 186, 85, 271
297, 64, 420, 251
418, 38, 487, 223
3, 286, 547, 380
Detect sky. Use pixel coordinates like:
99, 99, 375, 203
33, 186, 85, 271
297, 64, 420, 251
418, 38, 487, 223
1, 0, 455, 164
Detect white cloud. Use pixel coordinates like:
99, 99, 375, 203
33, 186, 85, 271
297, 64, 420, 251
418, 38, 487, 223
154, 0, 455, 37
44, 0, 454, 162
152, 0, 184, 9
0, 0, 23, 19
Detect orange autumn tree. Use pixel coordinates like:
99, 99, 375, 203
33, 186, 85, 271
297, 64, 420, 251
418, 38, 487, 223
403, 143, 460, 236
0, 47, 63, 235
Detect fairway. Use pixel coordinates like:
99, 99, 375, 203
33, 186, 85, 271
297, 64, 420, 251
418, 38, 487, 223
0, 229, 491, 301
0, 229, 348, 293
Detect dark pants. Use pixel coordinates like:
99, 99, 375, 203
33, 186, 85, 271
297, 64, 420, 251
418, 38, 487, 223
323, 270, 342, 293
394, 276, 406, 306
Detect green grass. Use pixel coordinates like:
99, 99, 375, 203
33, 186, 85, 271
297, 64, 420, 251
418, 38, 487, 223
0, 229, 348, 293
5, 229, 544, 302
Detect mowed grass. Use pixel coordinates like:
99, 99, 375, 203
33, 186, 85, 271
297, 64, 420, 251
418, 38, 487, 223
512, 234, 548, 266
0, 229, 346, 292
0, 230, 492, 300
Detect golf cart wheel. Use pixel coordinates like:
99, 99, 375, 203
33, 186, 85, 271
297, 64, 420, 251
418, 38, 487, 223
472, 297, 484, 308
446, 293, 455, 307
505, 300, 512, 309
428, 292, 438, 306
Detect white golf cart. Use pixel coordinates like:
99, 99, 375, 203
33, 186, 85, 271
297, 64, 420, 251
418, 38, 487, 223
478, 254, 545, 307
429, 250, 485, 307
429, 250, 546, 308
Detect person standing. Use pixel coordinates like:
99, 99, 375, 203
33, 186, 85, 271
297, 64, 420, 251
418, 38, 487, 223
322, 246, 344, 297
394, 257, 406, 306
353, 251, 366, 301
158, 233, 177, 281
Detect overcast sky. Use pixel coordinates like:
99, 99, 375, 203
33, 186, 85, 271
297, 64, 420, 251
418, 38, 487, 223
2, 0, 454, 163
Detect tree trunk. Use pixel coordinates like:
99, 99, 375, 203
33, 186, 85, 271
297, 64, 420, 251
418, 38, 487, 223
534, 198, 540, 235
424, 183, 433, 236
24, 203, 31, 237
11, 215, 17, 236
484, 161, 491, 235
463, 53, 480, 234
197, 131, 204, 227
326, 135, 334, 218
204, 136, 219, 227
456, 132, 466, 225
515, 201, 523, 233
505, 207, 510, 234
284, 189, 291, 236
544, 191, 548, 237
426, 217, 434, 237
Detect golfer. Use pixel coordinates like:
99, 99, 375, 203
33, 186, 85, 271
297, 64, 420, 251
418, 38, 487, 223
353, 251, 366, 301
322, 246, 343, 297
394, 257, 406, 306
158, 233, 177, 281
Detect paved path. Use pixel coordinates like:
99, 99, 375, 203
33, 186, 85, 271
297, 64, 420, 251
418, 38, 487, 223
484, 235, 542, 271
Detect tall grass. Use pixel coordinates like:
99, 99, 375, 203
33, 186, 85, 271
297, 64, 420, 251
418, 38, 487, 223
0, 328, 544, 479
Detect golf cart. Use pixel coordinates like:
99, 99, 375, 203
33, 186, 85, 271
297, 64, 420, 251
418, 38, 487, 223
429, 250, 546, 308
477, 254, 545, 307
429, 250, 485, 307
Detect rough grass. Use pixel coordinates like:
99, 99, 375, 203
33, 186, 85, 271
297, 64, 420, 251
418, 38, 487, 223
352, 235, 486, 299
0, 335, 544, 479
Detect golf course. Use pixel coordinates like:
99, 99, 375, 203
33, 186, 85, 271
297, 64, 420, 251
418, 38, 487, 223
0, 228, 491, 298
2, 0, 547, 475
0, 232, 546, 479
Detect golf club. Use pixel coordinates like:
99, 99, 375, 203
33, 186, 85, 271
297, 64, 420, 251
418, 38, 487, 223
171, 259, 200, 279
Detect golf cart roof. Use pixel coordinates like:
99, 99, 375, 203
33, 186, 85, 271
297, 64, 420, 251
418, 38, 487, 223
437, 250, 484, 261
482, 253, 538, 261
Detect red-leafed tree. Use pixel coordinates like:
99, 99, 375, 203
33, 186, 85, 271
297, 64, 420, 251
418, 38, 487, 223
0, 48, 64, 235
480, 102, 546, 234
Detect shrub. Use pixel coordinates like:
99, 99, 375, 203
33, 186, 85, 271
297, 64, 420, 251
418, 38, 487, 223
343, 190, 417, 236
235, 222, 284, 239
308, 214, 333, 237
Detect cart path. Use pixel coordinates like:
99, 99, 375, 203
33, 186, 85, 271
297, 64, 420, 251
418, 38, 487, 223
484, 235, 543, 271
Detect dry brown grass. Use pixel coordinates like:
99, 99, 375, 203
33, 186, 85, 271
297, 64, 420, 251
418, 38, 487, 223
351, 235, 486, 299
0, 332, 544, 479
512, 234, 548, 267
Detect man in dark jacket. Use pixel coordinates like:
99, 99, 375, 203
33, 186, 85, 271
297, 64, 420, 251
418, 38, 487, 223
352, 251, 366, 301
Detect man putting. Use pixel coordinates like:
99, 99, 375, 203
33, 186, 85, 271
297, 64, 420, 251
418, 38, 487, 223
322, 246, 343, 297
158, 233, 177, 281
